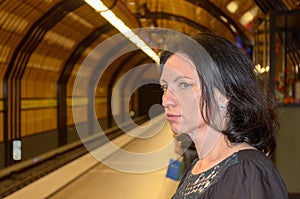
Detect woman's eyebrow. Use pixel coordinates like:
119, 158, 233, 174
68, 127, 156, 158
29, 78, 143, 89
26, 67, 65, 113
160, 75, 193, 84
174, 76, 193, 82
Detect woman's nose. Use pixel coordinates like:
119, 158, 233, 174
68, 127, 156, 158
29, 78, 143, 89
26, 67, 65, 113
162, 88, 176, 108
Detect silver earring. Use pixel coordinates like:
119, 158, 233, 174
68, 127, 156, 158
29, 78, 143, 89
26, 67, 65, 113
219, 104, 226, 111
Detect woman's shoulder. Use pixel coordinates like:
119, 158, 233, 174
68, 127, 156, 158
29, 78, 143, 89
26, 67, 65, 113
236, 149, 270, 162
173, 149, 288, 198
229, 149, 282, 179
235, 149, 276, 169
216, 149, 288, 198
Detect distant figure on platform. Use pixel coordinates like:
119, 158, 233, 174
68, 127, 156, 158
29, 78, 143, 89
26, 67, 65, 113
174, 134, 197, 173
159, 32, 288, 198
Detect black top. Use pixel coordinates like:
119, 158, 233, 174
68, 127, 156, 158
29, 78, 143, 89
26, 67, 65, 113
172, 149, 288, 199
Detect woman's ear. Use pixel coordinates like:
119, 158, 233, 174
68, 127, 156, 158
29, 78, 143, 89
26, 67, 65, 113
214, 89, 229, 111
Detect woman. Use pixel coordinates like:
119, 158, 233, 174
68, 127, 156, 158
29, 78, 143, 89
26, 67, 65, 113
159, 32, 288, 198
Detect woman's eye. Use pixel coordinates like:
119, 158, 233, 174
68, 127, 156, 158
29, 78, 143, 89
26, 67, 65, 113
179, 82, 192, 89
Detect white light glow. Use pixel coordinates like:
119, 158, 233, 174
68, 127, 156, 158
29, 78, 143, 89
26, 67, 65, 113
255, 64, 261, 73
85, 0, 159, 63
85, 0, 107, 12
255, 64, 270, 74
229, 24, 237, 33
239, 11, 254, 26
220, 15, 228, 23
226, 1, 238, 14
239, 7, 259, 26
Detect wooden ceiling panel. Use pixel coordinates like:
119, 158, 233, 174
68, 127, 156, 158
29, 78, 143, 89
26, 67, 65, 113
73, 4, 108, 28
68, 28, 119, 85
156, 19, 196, 34
121, 0, 299, 46
23, 0, 60, 12
282, 0, 300, 9
121, 0, 248, 44
210, 0, 264, 34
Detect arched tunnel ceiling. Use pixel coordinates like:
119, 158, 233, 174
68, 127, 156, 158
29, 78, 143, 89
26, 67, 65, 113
0, 0, 299, 94
0, 0, 298, 141
124, 0, 298, 46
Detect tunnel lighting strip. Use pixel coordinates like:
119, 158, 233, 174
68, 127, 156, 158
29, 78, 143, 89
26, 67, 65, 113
85, 0, 160, 63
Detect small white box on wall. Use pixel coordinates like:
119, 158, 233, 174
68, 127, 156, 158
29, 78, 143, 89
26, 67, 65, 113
296, 82, 300, 98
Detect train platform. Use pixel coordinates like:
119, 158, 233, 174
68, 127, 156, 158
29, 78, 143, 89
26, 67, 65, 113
4, 115, 180, 199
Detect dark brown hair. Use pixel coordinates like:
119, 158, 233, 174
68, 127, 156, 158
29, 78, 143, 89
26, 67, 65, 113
160, 32, 278, 156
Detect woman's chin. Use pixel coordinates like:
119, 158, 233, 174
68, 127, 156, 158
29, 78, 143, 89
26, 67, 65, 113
171, 128, 184, 138
169, 124, 192, 137
170, 128, 180, 137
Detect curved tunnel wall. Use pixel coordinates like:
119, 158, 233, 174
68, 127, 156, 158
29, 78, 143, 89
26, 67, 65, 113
0, 0, 254, 168
0, 0, 146, 168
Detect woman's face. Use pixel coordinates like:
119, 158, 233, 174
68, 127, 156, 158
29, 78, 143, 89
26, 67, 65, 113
160, 54, 205, 136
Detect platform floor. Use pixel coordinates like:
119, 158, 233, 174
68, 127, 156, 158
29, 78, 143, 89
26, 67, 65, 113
48, 121, 179, 199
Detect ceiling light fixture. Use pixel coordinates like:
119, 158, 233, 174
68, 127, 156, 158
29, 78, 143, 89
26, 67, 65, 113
239, 7, 259, 26
84, 0, 159, 63
239, 11, 254, 26
229, 24, 237, 33
226, 1, 238, 14
220, 15, 228, 23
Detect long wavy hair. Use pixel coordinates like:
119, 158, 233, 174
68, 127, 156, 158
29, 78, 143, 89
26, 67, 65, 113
160, 32, 279, 156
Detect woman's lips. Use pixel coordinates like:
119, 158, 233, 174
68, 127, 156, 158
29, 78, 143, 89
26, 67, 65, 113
166, 113, 181, 122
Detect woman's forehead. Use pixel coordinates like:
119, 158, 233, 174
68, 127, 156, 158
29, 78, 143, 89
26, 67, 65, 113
164, 54, 197, 74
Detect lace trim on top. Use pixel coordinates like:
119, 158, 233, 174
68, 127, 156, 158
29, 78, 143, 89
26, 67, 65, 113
173, 153, 239, 199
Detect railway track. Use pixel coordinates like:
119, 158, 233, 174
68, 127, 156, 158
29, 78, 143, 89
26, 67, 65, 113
0, 116, 148, 198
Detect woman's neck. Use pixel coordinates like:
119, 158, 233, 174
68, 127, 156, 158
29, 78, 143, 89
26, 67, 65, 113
190, 126, 255, 174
